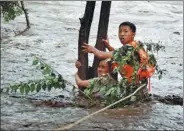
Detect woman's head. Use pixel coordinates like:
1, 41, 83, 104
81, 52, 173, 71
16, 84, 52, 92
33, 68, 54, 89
97, 60, 109, 77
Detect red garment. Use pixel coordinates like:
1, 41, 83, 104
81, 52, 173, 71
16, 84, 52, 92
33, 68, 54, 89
112, 40, 155, 83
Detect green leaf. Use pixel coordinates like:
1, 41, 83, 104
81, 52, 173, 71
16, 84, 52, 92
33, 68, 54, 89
10, 85, 17, 93
130, 95, 136, 102
105, 88, 113, 96
84, 89, 90, 96
29, 83, 35, 92
36, 84, 41, 93
99, 86, 106, 94
10, 85, 14, 93
46, 80, 51, 86
25, 85, 30, 95
40, 62, 45, 70
32, 57, 39, 65
43, 66, 51, 75
51, 72, 56, 77
116, 87, 121, 95
42, 82, 47, 90
40, 81, 44, 86
47, 85, 52, 92
20, 85, 25, 94
53, 78, 58, 83
158, 74, 162, 80
111, 88, 116, 96
45, 75, 54, 80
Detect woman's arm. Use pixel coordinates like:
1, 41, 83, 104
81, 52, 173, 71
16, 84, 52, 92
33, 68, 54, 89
75, 72, 89, 87
82, 43, 113, 59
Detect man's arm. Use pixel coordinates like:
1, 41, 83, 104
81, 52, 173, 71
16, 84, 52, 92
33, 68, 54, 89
82, 43, 113, 59
106, 46, 115, 52
92, 48, 113, 59
102, 39, 115, 51
75, 72, 89, 87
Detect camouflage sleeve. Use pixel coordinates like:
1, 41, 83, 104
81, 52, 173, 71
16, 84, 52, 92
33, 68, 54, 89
112, 48, 120, 62
87, 77, 99, 89
112, 48, 119, 57
112, 46, 134, 62
86, 74, 118, 91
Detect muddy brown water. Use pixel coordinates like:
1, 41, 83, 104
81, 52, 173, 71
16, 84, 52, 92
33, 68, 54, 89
1, 1, 183, 130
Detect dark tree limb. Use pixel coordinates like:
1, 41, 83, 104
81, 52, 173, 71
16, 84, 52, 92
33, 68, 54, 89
20, 1, 30, 29
78, 1, 96, 92
0, 5, 1, 40
92, 1, 111, 77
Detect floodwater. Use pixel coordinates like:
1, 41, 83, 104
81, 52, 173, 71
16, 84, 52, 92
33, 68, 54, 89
1, 1, 183, 130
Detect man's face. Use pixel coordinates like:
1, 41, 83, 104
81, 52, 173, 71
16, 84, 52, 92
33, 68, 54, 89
118, 25, 135, 45
97, 61, 109, 77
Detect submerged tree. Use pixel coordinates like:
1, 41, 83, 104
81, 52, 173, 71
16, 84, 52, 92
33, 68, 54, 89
92, 1, 112, 78
1, 1, 30, 28
20, 1, 30, 29
77, 1, 96, 93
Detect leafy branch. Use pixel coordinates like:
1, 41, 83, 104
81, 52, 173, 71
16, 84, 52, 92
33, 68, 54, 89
2, 55, 97, 105
138, 40, 165, 53
1, 1, 23, 22
82, 41, 166, 106
3, 56, 66, 95
138, 40, 166, 79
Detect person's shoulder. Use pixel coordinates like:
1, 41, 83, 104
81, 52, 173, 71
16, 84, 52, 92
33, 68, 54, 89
135, 40, 144, 47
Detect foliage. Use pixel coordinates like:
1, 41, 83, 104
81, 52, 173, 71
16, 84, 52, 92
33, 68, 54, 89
83, 41, 166, 106
2, 41, 166, 107
113, 41, 166, 80
1, 1, 23, 22
113, 45, 140, 84
4, 56, 66, 95
83, 74, 122, 106
138, 40, 166, 79
84, 74, 144, 107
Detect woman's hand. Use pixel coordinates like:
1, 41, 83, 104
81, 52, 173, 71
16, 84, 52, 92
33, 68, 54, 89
75, 60, 81, 68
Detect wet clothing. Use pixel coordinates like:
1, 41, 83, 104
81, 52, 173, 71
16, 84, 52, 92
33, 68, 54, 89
112, 40, 156, 83
83, 41, 156, 106
85, 73, 148, 106
87, 73, 118, 99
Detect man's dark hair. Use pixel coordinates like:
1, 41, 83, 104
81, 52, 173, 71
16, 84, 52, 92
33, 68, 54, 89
119, 21, 136, 32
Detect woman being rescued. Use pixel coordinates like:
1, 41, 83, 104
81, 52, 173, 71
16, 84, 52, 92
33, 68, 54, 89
75, 59, 118, 100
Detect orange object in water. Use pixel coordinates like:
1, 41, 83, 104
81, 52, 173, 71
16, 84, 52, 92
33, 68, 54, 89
129, 41, 155, 81
112, 40, 156, 83
121, 64, 134, 82
137, 65, 155, 80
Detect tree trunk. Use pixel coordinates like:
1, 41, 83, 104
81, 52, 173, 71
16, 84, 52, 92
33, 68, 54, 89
92, 1, 111, 77
20, 1, 30, 29
78, 1, 96, 92
0, 5, 1, 40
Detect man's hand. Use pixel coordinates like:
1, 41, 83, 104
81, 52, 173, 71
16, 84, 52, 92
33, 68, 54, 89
102, 38, 110, 48
102, 37, 114, 51
82, 43, 95, 53
82, 42, 113, 59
